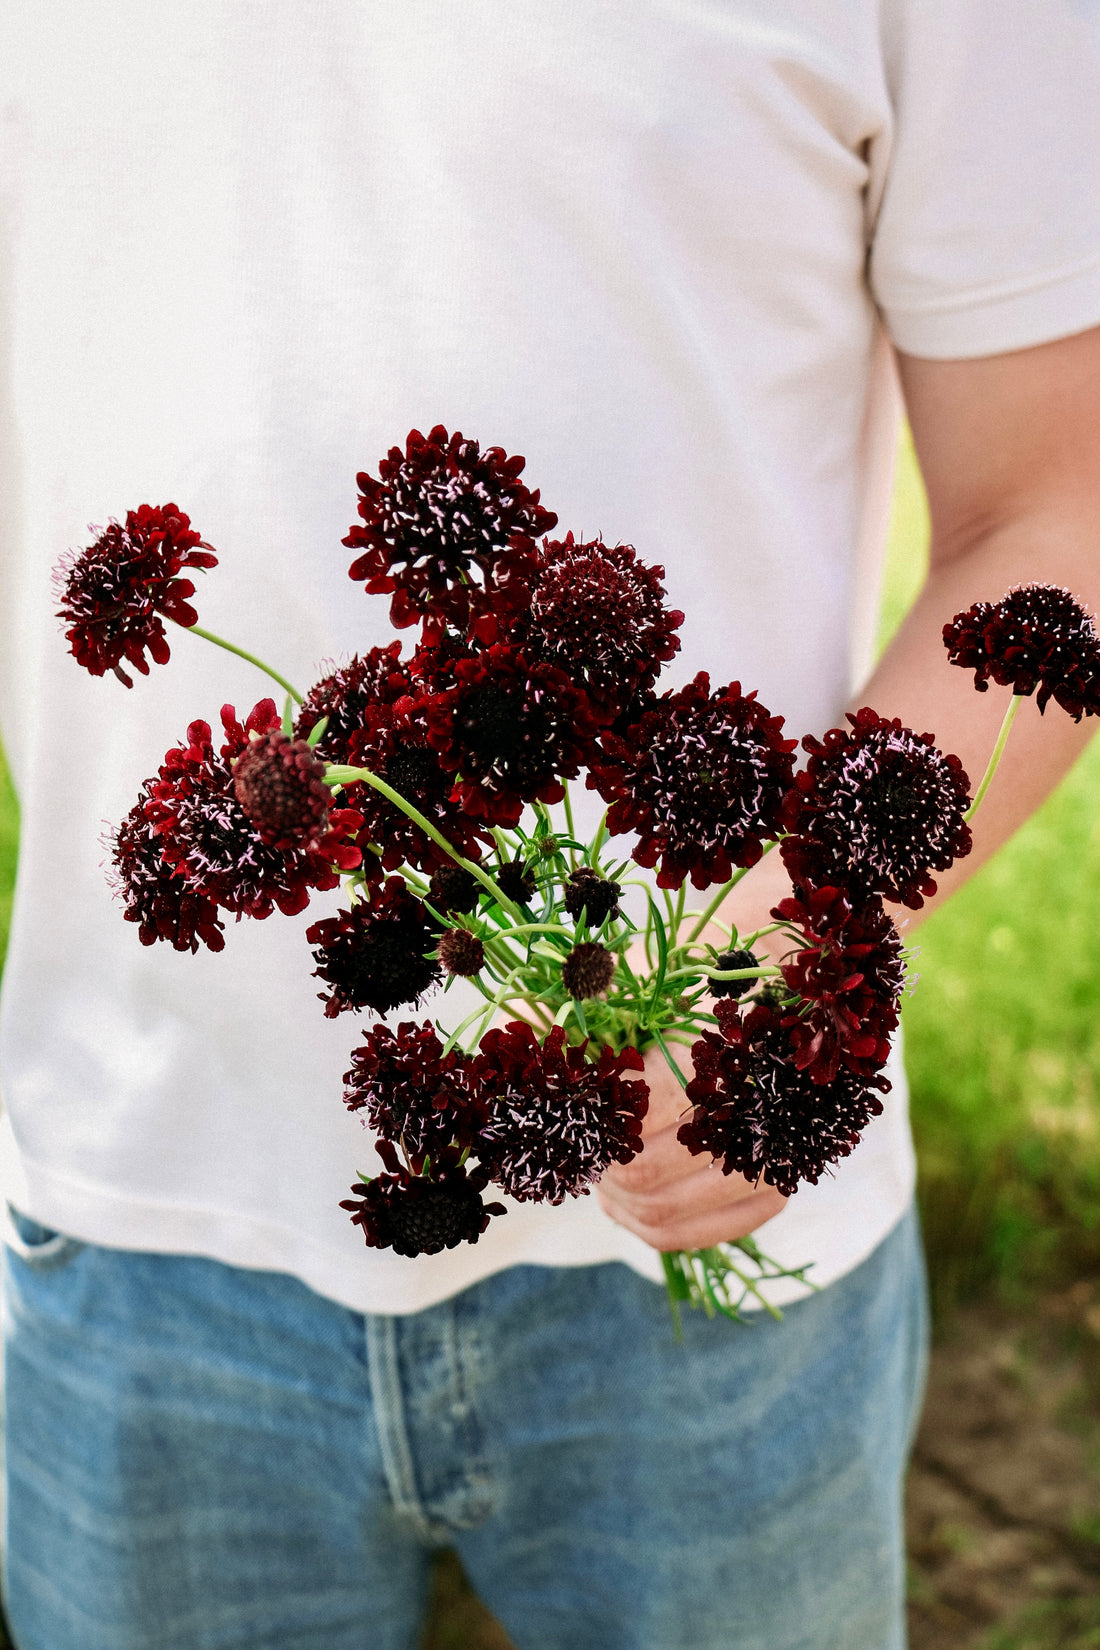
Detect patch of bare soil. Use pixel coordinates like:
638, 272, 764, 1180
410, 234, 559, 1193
907, 1279, 1100, 1650
420, 1282, 1100, 1650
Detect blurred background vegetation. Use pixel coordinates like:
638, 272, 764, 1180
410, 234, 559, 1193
0, 435, 1098, 1326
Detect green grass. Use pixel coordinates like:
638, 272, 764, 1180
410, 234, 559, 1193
980, 1595, 1100, 1650
2, 437, 1099, 1315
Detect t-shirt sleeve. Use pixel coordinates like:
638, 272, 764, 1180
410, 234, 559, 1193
868, 0, 1100, 359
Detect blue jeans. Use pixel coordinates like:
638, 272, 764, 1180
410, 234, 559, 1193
2, 1205, 927, 1650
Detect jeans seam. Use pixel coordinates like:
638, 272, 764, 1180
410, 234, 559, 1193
364, 1313, 437, 1545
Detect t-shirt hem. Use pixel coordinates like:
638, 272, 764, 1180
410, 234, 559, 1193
882, 255, 1100, 360
0, 1113, 914, 1316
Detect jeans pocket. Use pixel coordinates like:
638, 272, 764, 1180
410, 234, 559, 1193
4, 1205, 85, 1270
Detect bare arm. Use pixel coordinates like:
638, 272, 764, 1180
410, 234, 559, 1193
598, 324, 1100, 1251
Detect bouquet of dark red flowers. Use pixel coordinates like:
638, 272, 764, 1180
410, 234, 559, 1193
56, 429, 1100, 1329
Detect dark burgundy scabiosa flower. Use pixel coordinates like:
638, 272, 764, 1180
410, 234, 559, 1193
232, 730, 331, 850
943, 584, 1100, 720
709, 948, 761, 1000
109, 794, 226, 953
563, 867, 622, 927
772, 885, 905, 1084
342, 1021, 487, 1159
421, 645, 599, 826
589, 674, 797, 891
781, 707, 972, 910
561, 941, 616, 1000
407, 630, 482, 695
508, 536, 684, 721
437, 928, 486, 978
294, 645, 412, 763
343, 425, 557, 636
679, 1000, 888, 1197
474, 1022, 648, 1204
144, 701, 362, 921
493, 857, 537, 907
307, 878, 441, 1017
428, 862, 480, 916
55, 503, 217, 687
342, 702, 491, 878
340, 1140, 506, 1258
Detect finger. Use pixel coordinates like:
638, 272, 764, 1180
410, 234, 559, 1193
637, 1083, 692, 1139
601, 1145, 761, 1217
598, 1166, 787, 1251
637, 1053, 696, 1133
604, 1120, 708, 1191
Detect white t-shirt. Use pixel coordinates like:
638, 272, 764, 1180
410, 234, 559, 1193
0, 0, 1098, 1314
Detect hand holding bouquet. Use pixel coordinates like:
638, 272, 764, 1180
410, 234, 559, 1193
56, 428, 1100, 1330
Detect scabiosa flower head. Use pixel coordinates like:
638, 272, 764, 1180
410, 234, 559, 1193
342, 702, 491, 878
307, 879, 440, 1017
144, 700, 362, 921
781, 707, 972, 909
589, 674, 797, 890
421, 645, 599, 825
340, 1140, 506, 1258
943, 584, 1100, 720
343, 425, 557, 636
508, 536, 684, 719
772, 884, 905, 1083
679, 1001, 888, 1197
342, 1021, 487, 1159
428, 862, 480, 916
55, 503, 217, 687
109, 794, 226, 953
493, 857, 537, 907
561, 941, 616, 1000
437, 928, 486, 978
232, 730, 331, 850
294, 645, 411, 762
563, 867, 622, 927
474, 1023, 648, 1204
709, 948, 761, 1000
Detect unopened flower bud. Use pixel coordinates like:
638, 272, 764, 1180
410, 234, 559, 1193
437, 928, 486, 978
562, 941, 615, 1000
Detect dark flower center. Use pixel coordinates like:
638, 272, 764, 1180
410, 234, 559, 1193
384, 1179, 485, 1257
428, 863, 480, 915
459, 684, 524, 761
385, 744, 445, 802
347, 929, 424, 1000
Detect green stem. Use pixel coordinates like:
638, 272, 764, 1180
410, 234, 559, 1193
685, 837, 778, 945
176, 621, 305, 705
561, 781, 578, 870
660, 1253, 687, 1342
487, 921, 575, 943
661, 964, 781, 986
965, 694, 1023, 821
440, 962, 528, 1055
653, 1028, 689, 1090
323, 766, 526, 922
